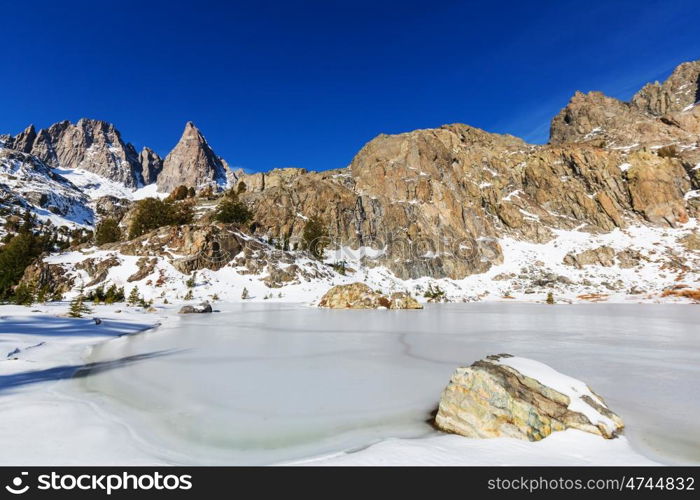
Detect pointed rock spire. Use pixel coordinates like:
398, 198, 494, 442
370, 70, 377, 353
156, 121, 229, 193
3, 124, 37, 153
140, 147, 163, 185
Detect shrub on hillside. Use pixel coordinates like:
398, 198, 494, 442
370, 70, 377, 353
95, 218, 121, 245
214, 198, 252, 224
128, 198, 194, 239
302, 216, 328, 260
657, 145, 679, 158
0, 232, 47, 301
169, 185, 190, 201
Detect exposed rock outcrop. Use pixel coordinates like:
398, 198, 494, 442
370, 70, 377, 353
0, 148, 93, 224
435, 354, 624, 441
5, 119, 145, 187
157, 122, 232, 193
179, 301, 213, 314
139, 147, 163, 185
550, 60, 700, 153
318, 282, 422, 309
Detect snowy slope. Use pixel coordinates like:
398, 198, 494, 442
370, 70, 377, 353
39, 217, 700, 306
0, 148, 93, 231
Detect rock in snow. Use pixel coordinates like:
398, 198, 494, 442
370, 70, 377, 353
318, 282, 422, 309
435, 354, 624, 441
178, 301, 213, 314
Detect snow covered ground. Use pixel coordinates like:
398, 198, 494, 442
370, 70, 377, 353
1, 302, 697, 466
45, 219, 700, 307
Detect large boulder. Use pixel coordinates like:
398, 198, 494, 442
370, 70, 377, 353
318, 283, 422, 309
435, 354, 623, 441
178, 301, 213, 314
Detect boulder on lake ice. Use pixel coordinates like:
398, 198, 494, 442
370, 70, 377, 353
178, 301, 213, 314
318, 283, 422, 309
435, 354, 623, 441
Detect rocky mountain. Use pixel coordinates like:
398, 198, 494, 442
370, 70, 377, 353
3, 119, 145, 187
550, 60, 700, 157
1, 119, 234, 192
2, 59, 699, 304
0, 148, 93, 232
139, 147, 163, 185
156, 122, 234, 192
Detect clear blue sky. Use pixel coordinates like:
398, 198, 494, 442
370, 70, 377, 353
2, 0, 699, 172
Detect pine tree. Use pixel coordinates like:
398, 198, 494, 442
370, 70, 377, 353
36, 285, 49, 304
127, 286, 141, 306
184, 289, 194, 301
13, 281, 35, 306
213, 198, 252, 224
95, 218, 121, 245
546, 292, 555, 305
186, 272, 196, 288
68, 288, 92, 318
302, 217, 328, 259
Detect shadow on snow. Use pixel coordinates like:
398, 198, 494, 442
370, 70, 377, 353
0, 350, 178, 394
0, 315, 155, 337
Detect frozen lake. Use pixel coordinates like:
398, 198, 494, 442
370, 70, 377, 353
76, 303, 700, 465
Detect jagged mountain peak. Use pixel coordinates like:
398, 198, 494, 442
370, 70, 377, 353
631, 59, 700, 116
549, 59, 700, 149
156, 121, 231, 193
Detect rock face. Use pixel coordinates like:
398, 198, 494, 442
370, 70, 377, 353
139, 147, 163, 185
435, 354, 624, 441
234, 60, 699, 279
550, 60, 700, 152
631, 61, 700, 116
178, 301, 213, 314
4, 119, 145, 187
318, 282, 422, 309
157, 122, 232, 193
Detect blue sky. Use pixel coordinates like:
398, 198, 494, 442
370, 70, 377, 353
2, 0, 699, 172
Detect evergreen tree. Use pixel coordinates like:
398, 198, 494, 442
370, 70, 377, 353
68, 288, 92, 318
0, 232, 45, 301
13, 281, 35, 306
302, 217, 328, 259
95, 218, 121, 245
546, 292, 555, 305
213, 198, 252, 224
169, 185, 189, 201
104, 284, 125, 304
127, 286, 141, 306
186, 272, 196, 288
36, 285, 49, 304
128, 198, 194, 239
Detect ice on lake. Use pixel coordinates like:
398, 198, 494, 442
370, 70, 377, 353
73, 303, 700, 465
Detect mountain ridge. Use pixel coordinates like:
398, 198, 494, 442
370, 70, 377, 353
1, 59, 699, 304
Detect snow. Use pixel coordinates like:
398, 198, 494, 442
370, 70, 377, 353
618, 162, 631, 172
0, 154, 93, 228
0, 304, 167, 464
2, 302, 698, 465
37, 217, 700, 308
54, 168, 167, 201
503, 189, 522, 201
295, 431, 656, 466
